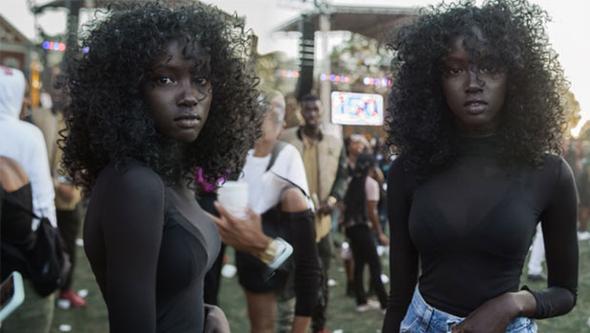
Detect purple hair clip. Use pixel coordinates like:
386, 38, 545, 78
194, 167, 226, 193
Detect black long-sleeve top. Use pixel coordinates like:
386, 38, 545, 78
84, 161, 220, 333
383, 137, 578, 331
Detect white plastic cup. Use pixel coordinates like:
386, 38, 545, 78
217, 181, 248, 218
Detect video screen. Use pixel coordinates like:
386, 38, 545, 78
331, 91, 384, 126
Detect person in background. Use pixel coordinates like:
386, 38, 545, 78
219, 90, 320, 333
341, 134, 371, 298
283, 92, 303, 129
383, 1, 578, 332
32, 68, 86, 309
342, 153, 389, 312
280, 94, 348, 333
61, 2, 260, 331
0, 66, 57, 332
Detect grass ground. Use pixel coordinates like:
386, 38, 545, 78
51, 234, 590, 332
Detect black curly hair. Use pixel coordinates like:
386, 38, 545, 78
386, 0, 567, 179
61, 1, 262, 192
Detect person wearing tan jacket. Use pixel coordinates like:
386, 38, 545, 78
280, 94, 348, 333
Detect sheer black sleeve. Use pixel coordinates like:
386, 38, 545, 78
284, 209, 321, 316
382, 157, 419, 332
526, 157, 578, 318
94, 165, 165, 333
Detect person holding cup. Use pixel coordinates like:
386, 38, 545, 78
214, 91, 321, 333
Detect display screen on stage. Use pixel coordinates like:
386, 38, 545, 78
330, 91, 384, 126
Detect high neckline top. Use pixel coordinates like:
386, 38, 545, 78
383, 150, 578, 330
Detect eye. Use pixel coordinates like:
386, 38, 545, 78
156, 75, 175, 85
478, 61, 504, 74
445, 66, 464, 76
193, 77, 209, 86
479, 66, 496, 74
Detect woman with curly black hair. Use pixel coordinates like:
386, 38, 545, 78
62, 2, 261, 332
383, 0, 578, 332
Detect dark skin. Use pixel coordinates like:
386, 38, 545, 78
299, 99, 335, 214
442, 35, 537, 333
300, 99, 322, 140
143, 40, 213, 199
441, 36, 506, 137
141, 40, 230, 331
143, 40, 212, 144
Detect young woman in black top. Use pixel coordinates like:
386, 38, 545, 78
61, 2, 261, 332
382, 0, 578, 332
343, 153, 389, 312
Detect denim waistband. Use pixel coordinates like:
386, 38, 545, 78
401, 287, 536, 333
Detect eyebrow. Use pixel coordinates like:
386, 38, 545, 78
443, 55, 468, 63
152, 63, 179, 70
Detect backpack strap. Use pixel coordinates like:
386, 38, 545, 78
272, 172, 309, 200
266, 141, 288, 172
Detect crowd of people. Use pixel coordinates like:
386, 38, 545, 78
0, 0, 587, 332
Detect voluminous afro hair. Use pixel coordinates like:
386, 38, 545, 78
62, 1, 262, 192
386, 0, 567, 179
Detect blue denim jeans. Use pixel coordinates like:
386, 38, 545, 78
400, 288, 537, 333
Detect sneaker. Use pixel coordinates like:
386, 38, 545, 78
527, 273, 546, 282
578, 231, 590, 241
58, 289, 87, 309
356, 299, 381, 312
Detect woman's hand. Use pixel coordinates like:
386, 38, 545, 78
318, 196, 338, 215
203, 304, 230, 333
451, 291, 536, 333
212, 202, 272, 257
55, 182, 77, 202
378, 232, 390, 246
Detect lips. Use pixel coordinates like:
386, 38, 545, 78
174, 113, 202, 129
464, 100, 488, 114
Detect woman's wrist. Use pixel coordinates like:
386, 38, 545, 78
253, 236, 273, 259
507, 291, 537, 318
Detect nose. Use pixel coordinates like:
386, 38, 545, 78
177, 80, 199, 107
465, 66, 485, 92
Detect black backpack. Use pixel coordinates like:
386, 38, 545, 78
2, 197, 71, 297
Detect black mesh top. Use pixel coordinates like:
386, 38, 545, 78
84, 160, 220, 333
383, 136, 578, 331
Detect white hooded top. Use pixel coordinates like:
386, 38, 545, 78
0, 66, 56, 229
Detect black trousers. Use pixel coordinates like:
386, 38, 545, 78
345, 224, 388, 308
56, 208, 81, 291
311, 233, 332, 332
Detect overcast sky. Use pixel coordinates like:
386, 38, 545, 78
2, 0, 589, 131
